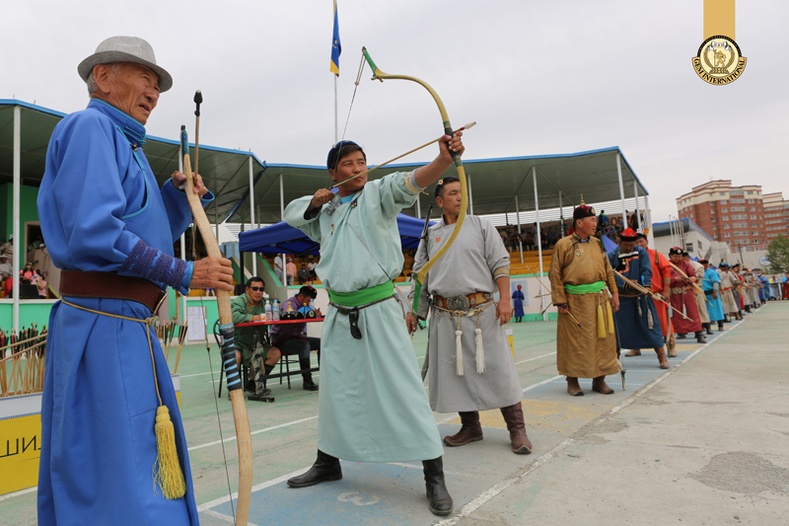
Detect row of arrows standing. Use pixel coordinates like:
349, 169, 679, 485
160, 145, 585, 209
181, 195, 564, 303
157, 320, 189, 374
0, 324, 47, 397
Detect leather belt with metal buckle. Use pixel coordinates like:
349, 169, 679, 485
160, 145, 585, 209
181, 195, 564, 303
434, 292, 492, 311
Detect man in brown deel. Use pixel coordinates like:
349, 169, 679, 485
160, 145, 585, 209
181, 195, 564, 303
549, 201, 620, 396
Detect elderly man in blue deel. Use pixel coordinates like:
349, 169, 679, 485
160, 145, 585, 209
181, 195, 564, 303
37, 36, 233, 525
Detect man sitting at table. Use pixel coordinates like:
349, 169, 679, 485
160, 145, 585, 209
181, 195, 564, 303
231, 276, 280, 399
270, 285, 321, 391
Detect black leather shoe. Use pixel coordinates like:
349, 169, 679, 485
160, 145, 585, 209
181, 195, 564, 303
303, 379, 319, 391
287, 450, 342, 488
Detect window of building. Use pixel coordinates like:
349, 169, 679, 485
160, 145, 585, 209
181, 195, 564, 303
724, 233, 731, 238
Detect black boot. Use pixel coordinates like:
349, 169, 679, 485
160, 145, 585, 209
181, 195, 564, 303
422, 457, 453, 516
718, 321, 724, 331
704, 323, 713, 335
287, 450, 342, 488
300, 357, 319, 391
695, 331, 706, 343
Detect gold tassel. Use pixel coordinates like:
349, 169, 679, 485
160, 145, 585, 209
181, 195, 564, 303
153, 405, 186, 499
607, 301, 615, 334
597, 304, 605, 339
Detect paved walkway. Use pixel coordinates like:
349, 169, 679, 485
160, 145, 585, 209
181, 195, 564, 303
2, 302, 787, 525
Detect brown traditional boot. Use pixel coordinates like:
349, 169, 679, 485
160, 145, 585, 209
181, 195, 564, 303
500, 402, 533, 454
655, 347, 669, 369
443, 411, 483, 447
667, 335, 677, 357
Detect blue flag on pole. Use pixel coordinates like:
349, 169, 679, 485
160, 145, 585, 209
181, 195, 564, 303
330, 0, 341, 75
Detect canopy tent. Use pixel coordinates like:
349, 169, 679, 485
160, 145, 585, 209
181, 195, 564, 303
2, 100, 649, 226
238, 213, 433, 256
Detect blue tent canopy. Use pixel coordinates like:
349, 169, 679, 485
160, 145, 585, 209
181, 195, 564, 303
238, 213, 433, 256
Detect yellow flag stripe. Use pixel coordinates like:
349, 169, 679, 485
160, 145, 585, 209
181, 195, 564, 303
704, 0, 735, 39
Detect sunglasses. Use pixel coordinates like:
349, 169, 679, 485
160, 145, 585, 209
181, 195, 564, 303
349, 309, 362, 340
249, 286, 264, 292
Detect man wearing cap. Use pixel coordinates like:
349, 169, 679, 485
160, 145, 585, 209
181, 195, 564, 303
283, 133, 463, 516
699, 259, 725, 331
717, 261, 741, 320
549, 201, 620, 396
683, 251, 712, 335
269, 285, 321, 391
608, 228, 669, 369
667, 248, 705, 343
37, 36, 233, 525
407, 176, 532, 456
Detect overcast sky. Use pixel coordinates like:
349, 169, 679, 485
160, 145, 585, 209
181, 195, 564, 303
3, 0, 787, 223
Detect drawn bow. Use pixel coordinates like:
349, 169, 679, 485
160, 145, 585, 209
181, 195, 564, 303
181, 109, 252, 525
361, 47, 468, 315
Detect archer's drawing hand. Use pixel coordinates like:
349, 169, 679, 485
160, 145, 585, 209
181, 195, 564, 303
310, 188, 334, 211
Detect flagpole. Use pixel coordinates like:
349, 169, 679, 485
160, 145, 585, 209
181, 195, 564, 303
334, 74, 338, 143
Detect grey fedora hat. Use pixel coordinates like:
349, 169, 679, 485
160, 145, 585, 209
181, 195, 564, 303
78, 36, 173, 92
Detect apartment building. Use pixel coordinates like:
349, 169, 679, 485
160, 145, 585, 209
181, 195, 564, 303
676, 180, 769, 252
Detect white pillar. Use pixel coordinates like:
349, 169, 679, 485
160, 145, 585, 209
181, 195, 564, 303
12, 106, 21, 331
248, 156, 257, 276
279, 173, 285, 219
467, 172, 474, 215
559, 191, 565, 236
532, 166, 546, 321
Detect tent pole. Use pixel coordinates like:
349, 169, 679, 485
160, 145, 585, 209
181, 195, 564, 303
633, 180, 641, 231
532, 166, 546, 321
616, 153, 627, 230
515, 195, 523, 263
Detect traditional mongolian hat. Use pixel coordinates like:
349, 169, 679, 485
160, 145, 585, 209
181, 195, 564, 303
719, 260, 730, 267
572, 195, 596, 221
668, 246, 683, 256
699, 258, 709, 264
619, 228, 638, 241
78, 36, 173, 92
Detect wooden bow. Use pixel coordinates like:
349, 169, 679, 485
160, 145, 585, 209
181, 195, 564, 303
668, 261, 704, 294
361, 47, 468, 315
181, 124, 252, 525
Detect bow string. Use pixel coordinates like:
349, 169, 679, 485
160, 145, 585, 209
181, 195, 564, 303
361, 47, 468, 315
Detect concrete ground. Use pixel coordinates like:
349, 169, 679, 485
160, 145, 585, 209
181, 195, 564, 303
2, 301, 787, 525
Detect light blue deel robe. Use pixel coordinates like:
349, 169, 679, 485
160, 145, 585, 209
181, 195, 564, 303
284, 172, 443, 463
37, 99, 212, 526
701, 267, 725, 322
